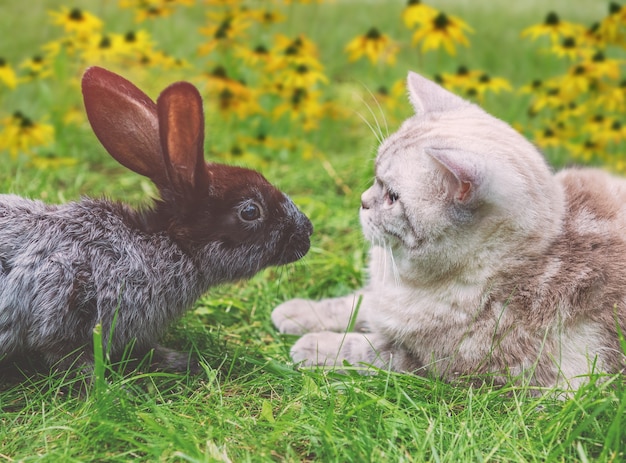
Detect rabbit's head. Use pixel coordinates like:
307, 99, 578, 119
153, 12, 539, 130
81, 66, 311, 272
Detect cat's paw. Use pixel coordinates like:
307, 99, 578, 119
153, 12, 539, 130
290, 331, 391, 371
271, 298, 329, 335
289, 331, 345, 366
272, 295, 365, 335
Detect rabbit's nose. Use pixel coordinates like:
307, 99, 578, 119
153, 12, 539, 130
299, 213, 313, 236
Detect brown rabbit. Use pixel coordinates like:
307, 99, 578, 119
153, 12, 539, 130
0, 66, 312, 373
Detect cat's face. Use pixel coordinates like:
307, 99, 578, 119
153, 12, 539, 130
360, 73, 564, 279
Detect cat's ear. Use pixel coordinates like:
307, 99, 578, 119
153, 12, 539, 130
407, 72, 469, 115
425, 147, 483, 205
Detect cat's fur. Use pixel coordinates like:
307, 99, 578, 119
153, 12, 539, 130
272, 72, 626, 390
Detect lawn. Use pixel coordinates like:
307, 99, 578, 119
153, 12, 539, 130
0, 0, 624, 461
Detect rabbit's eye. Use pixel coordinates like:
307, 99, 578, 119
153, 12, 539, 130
239, 202, 262, 222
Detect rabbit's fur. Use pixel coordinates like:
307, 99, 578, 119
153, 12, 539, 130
0, 67, 312, 373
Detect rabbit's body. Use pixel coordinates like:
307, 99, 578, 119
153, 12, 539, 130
1, 196, 196, 368
0, 67, 311, 373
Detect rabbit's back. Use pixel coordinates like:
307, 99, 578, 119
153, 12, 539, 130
0, 196, 199, 364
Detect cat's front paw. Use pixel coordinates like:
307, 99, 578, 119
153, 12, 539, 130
290, 331, 391, 371
289, 331, 345, 366
271, 298, 327, 335
272, 295, 365, 335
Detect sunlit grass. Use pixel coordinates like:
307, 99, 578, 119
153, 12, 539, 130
1, 0, 625, 461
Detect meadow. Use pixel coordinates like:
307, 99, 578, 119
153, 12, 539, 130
0, 0, 624, 461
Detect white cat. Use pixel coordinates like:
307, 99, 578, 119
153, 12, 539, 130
272, 72, 626, 390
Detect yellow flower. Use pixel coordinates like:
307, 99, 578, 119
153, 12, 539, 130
119, 0, 193, 22
20, 55, 53, 81
521, 12, 585, 44
529, 85, 566, 112
0, 58, 18, 89
410, 12, 473, 56
48, 7, 103, 39
202, 67, 262, 119
244, 8, 286, 25
439, 69, 511, 101
578, 23, 606, 49
79, 33, 129, 64
279, 64, 328, 89
203, 0, 241, 5
41, 37, 81, 59
203, 66, 244, 93
215, 86, 262, 119
198, 12, 250, 55
270, 34, 322, 70
120, 30, 155, 56
558, 64, 594, 99
273, 87, 325, 130
141, 49, 188, 69
234, 44, 277, 69
402, 0, 438, 28
345, 28, 399, 65
593, 79, 626, 112
472, 73, 512, 97
0, 112, 55, 158
519, 78, 544, 95
438, 66, 482, 93
582, 51, 623, 80
550, 36, 592, 60
569, 138, 604, 162
592, 116, 626, 144
598, 2, 626, 44
534, 125, 567, 149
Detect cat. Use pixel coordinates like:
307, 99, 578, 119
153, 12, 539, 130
272, 71, 626, 391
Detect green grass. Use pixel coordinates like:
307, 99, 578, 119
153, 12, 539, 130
1, 0, 625, 461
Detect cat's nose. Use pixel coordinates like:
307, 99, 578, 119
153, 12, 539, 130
361, 192, 371, 210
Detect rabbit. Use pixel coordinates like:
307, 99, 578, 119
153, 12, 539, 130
0, 66, 312, 374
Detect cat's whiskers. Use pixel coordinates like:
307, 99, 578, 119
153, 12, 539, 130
386, 244, 401, 287
362, 84, 390, 138
354, 110, 384, 146
353, 87, 386, 145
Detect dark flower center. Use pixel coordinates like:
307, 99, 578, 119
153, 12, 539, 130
211, 66, 228, 78
215, 19, 232, 39
545, 12, 560, 25
433, 13, 450, 29
99, 36, 111, 49
609, 2, 622, 14
69, 8, 84, 21
14, 111, 34, 128
365, 28, 381, 40
562, 37, 576, 48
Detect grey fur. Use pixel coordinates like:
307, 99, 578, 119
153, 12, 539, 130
0, 67, 312, 373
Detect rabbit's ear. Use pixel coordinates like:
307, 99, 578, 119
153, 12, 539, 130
81, 66, 168, 186
156, 82, 210, 197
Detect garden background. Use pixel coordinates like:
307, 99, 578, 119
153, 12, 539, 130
0, 0, 625, 461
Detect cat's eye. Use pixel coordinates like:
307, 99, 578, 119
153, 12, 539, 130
239, 201, 263, 222
385, 189, 399, 205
